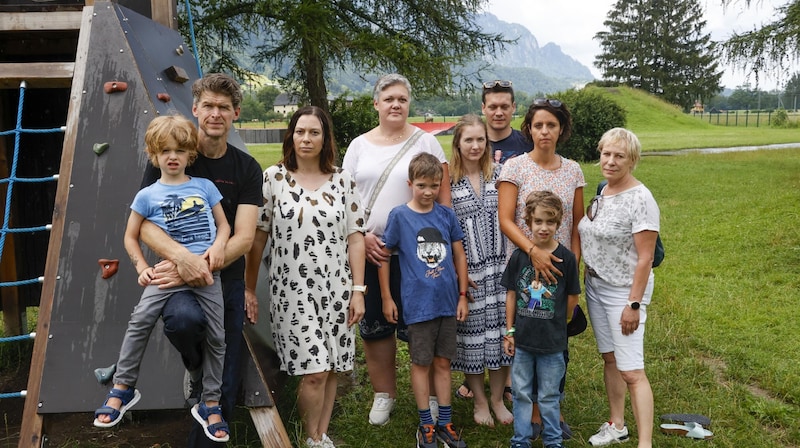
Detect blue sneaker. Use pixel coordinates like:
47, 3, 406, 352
436, 422, 467, 448
416, 424, 437, 448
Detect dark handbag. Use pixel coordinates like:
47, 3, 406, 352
567, 305, 587, 337
596, 181, 664, 267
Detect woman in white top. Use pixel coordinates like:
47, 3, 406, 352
342, 73, 451, 426
578, 128, 659, 448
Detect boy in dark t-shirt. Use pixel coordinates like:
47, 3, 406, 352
502, 191, 580, 448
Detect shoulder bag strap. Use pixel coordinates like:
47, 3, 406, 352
364, 129, 425, 221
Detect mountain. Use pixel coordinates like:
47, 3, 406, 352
472, 13, 595, 94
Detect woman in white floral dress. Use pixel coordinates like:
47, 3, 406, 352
245, 106, 365, 448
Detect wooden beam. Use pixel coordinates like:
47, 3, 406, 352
0, 63, 74, 89
0, 12, 82, 32
17, 6, 93, 448
150, 0, 177, 30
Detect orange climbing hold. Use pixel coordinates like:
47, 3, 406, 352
98, 259, 119, 279
103, 81, 128, 93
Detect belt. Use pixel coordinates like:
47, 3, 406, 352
585, 265, 599, 278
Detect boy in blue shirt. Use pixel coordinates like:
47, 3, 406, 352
93, 115, 230, 442
502, 191, 580, 448
379, 153, 470, 448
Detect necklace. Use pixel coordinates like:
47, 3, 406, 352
380, 127, 407, 143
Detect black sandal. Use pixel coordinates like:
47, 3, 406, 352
455, 380, 473, 399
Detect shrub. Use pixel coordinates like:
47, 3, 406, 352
556, 87, 627, 162
772, 108, 789, 127
329, 94, 378, 163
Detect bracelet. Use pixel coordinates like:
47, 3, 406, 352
459, 291, 467, 296
527, 246, 535, 255
505, 327, 515, 336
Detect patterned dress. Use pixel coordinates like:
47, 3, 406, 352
498, 154, 586, 252
257, 164, 364, 375
451, 165, 513, 374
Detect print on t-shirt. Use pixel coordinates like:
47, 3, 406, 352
515, 265, 556, 319
159, 194, 212, 244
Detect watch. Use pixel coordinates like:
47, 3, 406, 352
627, 301, 641, 310
352, 285, 368, 294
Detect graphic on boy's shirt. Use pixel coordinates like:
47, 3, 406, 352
160, 194, 213, 244
416, 227, 448, 269
515, 264, 557, 319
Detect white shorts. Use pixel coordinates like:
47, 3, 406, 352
585, 273, 654, 371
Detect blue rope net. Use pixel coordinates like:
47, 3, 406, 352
0, 81, 61, 289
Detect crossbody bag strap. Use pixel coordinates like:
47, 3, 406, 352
363, 129, 425, 220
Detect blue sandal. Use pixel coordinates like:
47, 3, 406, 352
191, 402, 230, 442
93, 387, 141, 428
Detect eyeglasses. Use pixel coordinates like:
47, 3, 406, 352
586, 195, 603, 221
533, 98, 563, 108
482, 80, 513, 89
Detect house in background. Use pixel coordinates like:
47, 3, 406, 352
273, 92, 301, 116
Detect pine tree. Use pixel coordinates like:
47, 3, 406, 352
178, 0, 509, 113
594, 0, 722, 110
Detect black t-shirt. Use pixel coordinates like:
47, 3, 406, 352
493, 129, 533, 164
500, 244, 580, 354
142, 143, 263, 281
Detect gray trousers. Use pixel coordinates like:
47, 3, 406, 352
112, 273, 225, 402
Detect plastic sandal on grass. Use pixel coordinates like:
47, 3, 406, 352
191, 402, 231, 442
660, 421, 714, 440
455, 380, 473, 399
660, 413, 711, 427
93, 387, 141, 428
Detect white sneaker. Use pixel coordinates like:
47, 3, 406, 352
428, 396, 439, 424
321, 433, 336, 448
305, 437, 323, 448
368, 392, 396, 426
588, 421, 629, 446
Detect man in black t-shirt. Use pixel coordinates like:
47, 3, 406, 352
140, 73, 262, 447
481, 80, 533, 163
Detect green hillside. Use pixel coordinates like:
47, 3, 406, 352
585, 85, 800, 151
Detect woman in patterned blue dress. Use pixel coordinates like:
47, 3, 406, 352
449, 114, 513, 427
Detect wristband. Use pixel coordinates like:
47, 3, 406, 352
459, 291, 467, 296
505, 327, 515, 336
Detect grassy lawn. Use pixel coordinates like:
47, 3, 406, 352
219, 148, 800, 448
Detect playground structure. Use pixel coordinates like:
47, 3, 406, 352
0, 1, 289, 446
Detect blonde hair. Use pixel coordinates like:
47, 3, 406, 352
523, 191, 563, 229
449, 114, 494, 184
597, 127, 641, 169
144, 115, 198, 167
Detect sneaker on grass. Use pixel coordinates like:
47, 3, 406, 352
368, 392, 395, 426
416, 424, 438, 448
588, 421, 629, 446
436, 422, 467, 448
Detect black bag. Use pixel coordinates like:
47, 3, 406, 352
595, 181, 664, 267
567, 304, 588, 337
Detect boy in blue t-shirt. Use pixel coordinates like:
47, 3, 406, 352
380, 153, 470, 448
93, 115, 231, 442
502, 191, 580, 448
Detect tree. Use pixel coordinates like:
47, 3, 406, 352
594, 0, 723, 110
720, 1, 800, 86
783, 72, 800, 110
256, 85, 281, 110
556, 87, 627, 162
179, 0, 510, 114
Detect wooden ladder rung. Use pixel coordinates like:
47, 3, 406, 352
0, 11, 82, 32
0, 63, 75, 89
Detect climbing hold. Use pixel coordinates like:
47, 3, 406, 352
103, 81, 128, 93
176, 45, 185, 55
94, 364, 116, 384
98, 259, 119, 278
157, 92, 171, 102
92, 142, 110, 156
164, 65, 189, 83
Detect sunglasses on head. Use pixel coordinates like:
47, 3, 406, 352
482, 80, 513, 89
533, 98, 563, 108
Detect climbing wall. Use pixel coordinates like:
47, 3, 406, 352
35, 2, 263, 413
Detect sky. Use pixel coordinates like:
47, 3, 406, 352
487, 0, 792, 90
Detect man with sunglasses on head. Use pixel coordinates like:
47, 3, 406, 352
481, 80, 533, 164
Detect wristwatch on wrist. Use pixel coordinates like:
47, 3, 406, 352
627, 300, 641, 310
352, 285, 368, 294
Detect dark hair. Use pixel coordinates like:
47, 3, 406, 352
281, 106, 336, 174
521, 100, 573, 145
408, 153, 442, 182
192, 73, 243, 109
524, 190, 564, 229
481, 83, 515, 104
449, 114, 493, 183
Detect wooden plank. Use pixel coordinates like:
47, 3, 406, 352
0, 63, 74, 89
17, 6, 93, 448
150, 0, 176, 30
0, 12, 82, 31
243, 330, 292, 448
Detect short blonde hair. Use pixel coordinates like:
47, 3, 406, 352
597, 127, 641, 169
144, 115, 198, 167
